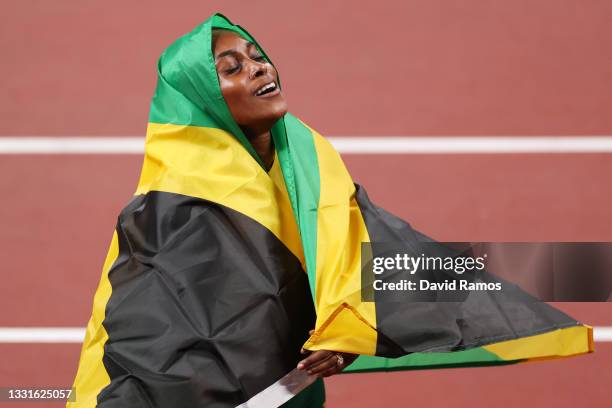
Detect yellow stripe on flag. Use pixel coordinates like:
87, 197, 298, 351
484, 325, 594, 361
302, 128, 378, 355
136, 122, 305, 269
68, 231, 118, 407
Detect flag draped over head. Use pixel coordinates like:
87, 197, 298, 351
68, 12, 593, 408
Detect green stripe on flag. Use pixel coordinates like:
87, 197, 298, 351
278, 114, 321, 303
344, 347, 518, 373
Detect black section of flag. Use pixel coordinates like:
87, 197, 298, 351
353, 183, 581, 358
96, 191, 316, 407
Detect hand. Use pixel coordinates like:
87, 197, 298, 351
296, 330, 358, 378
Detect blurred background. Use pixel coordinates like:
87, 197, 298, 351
1, 1, 611, 407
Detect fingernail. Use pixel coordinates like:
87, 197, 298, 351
297, 363, 304, 370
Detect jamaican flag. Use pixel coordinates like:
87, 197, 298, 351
68, 13, 593, 408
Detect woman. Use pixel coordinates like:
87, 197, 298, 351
212, 26, 359, 377
68, 13, 592, 408
212, 24, 358, 406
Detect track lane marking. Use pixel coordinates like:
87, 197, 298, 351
1, 136, 612, 154
0, 326, 610, 343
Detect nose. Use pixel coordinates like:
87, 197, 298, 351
248, 59, 268, 80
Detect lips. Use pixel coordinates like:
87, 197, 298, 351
253, 80, 279, 97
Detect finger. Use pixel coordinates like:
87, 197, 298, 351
308, 354, 336, 374
313, 359, 343, 378
297, 350, 332, 370
298, 350, 331, 370
307, 354, 338, 375
320, 366, 341, 377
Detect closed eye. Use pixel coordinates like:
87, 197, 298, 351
220, 54, 265, 75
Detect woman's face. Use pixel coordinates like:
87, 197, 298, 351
213, 30, 287, 133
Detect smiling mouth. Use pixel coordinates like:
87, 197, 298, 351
254, 81, 279, 97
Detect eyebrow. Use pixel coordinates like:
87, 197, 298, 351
215, 42, 257, 61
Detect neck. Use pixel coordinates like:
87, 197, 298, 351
244, 128, 275, 171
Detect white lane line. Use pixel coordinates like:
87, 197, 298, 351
0, 137, 144, 154
1, 136, 612, 154
330, 136, 612, 154
0, 328, 85, 343
594, 326, 612, 342
0, 326, 610, 343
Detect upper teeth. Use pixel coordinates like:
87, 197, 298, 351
256, 82, 276, 96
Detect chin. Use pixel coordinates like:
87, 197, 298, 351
260, 101, 288, 123
236, 98, 288, 130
